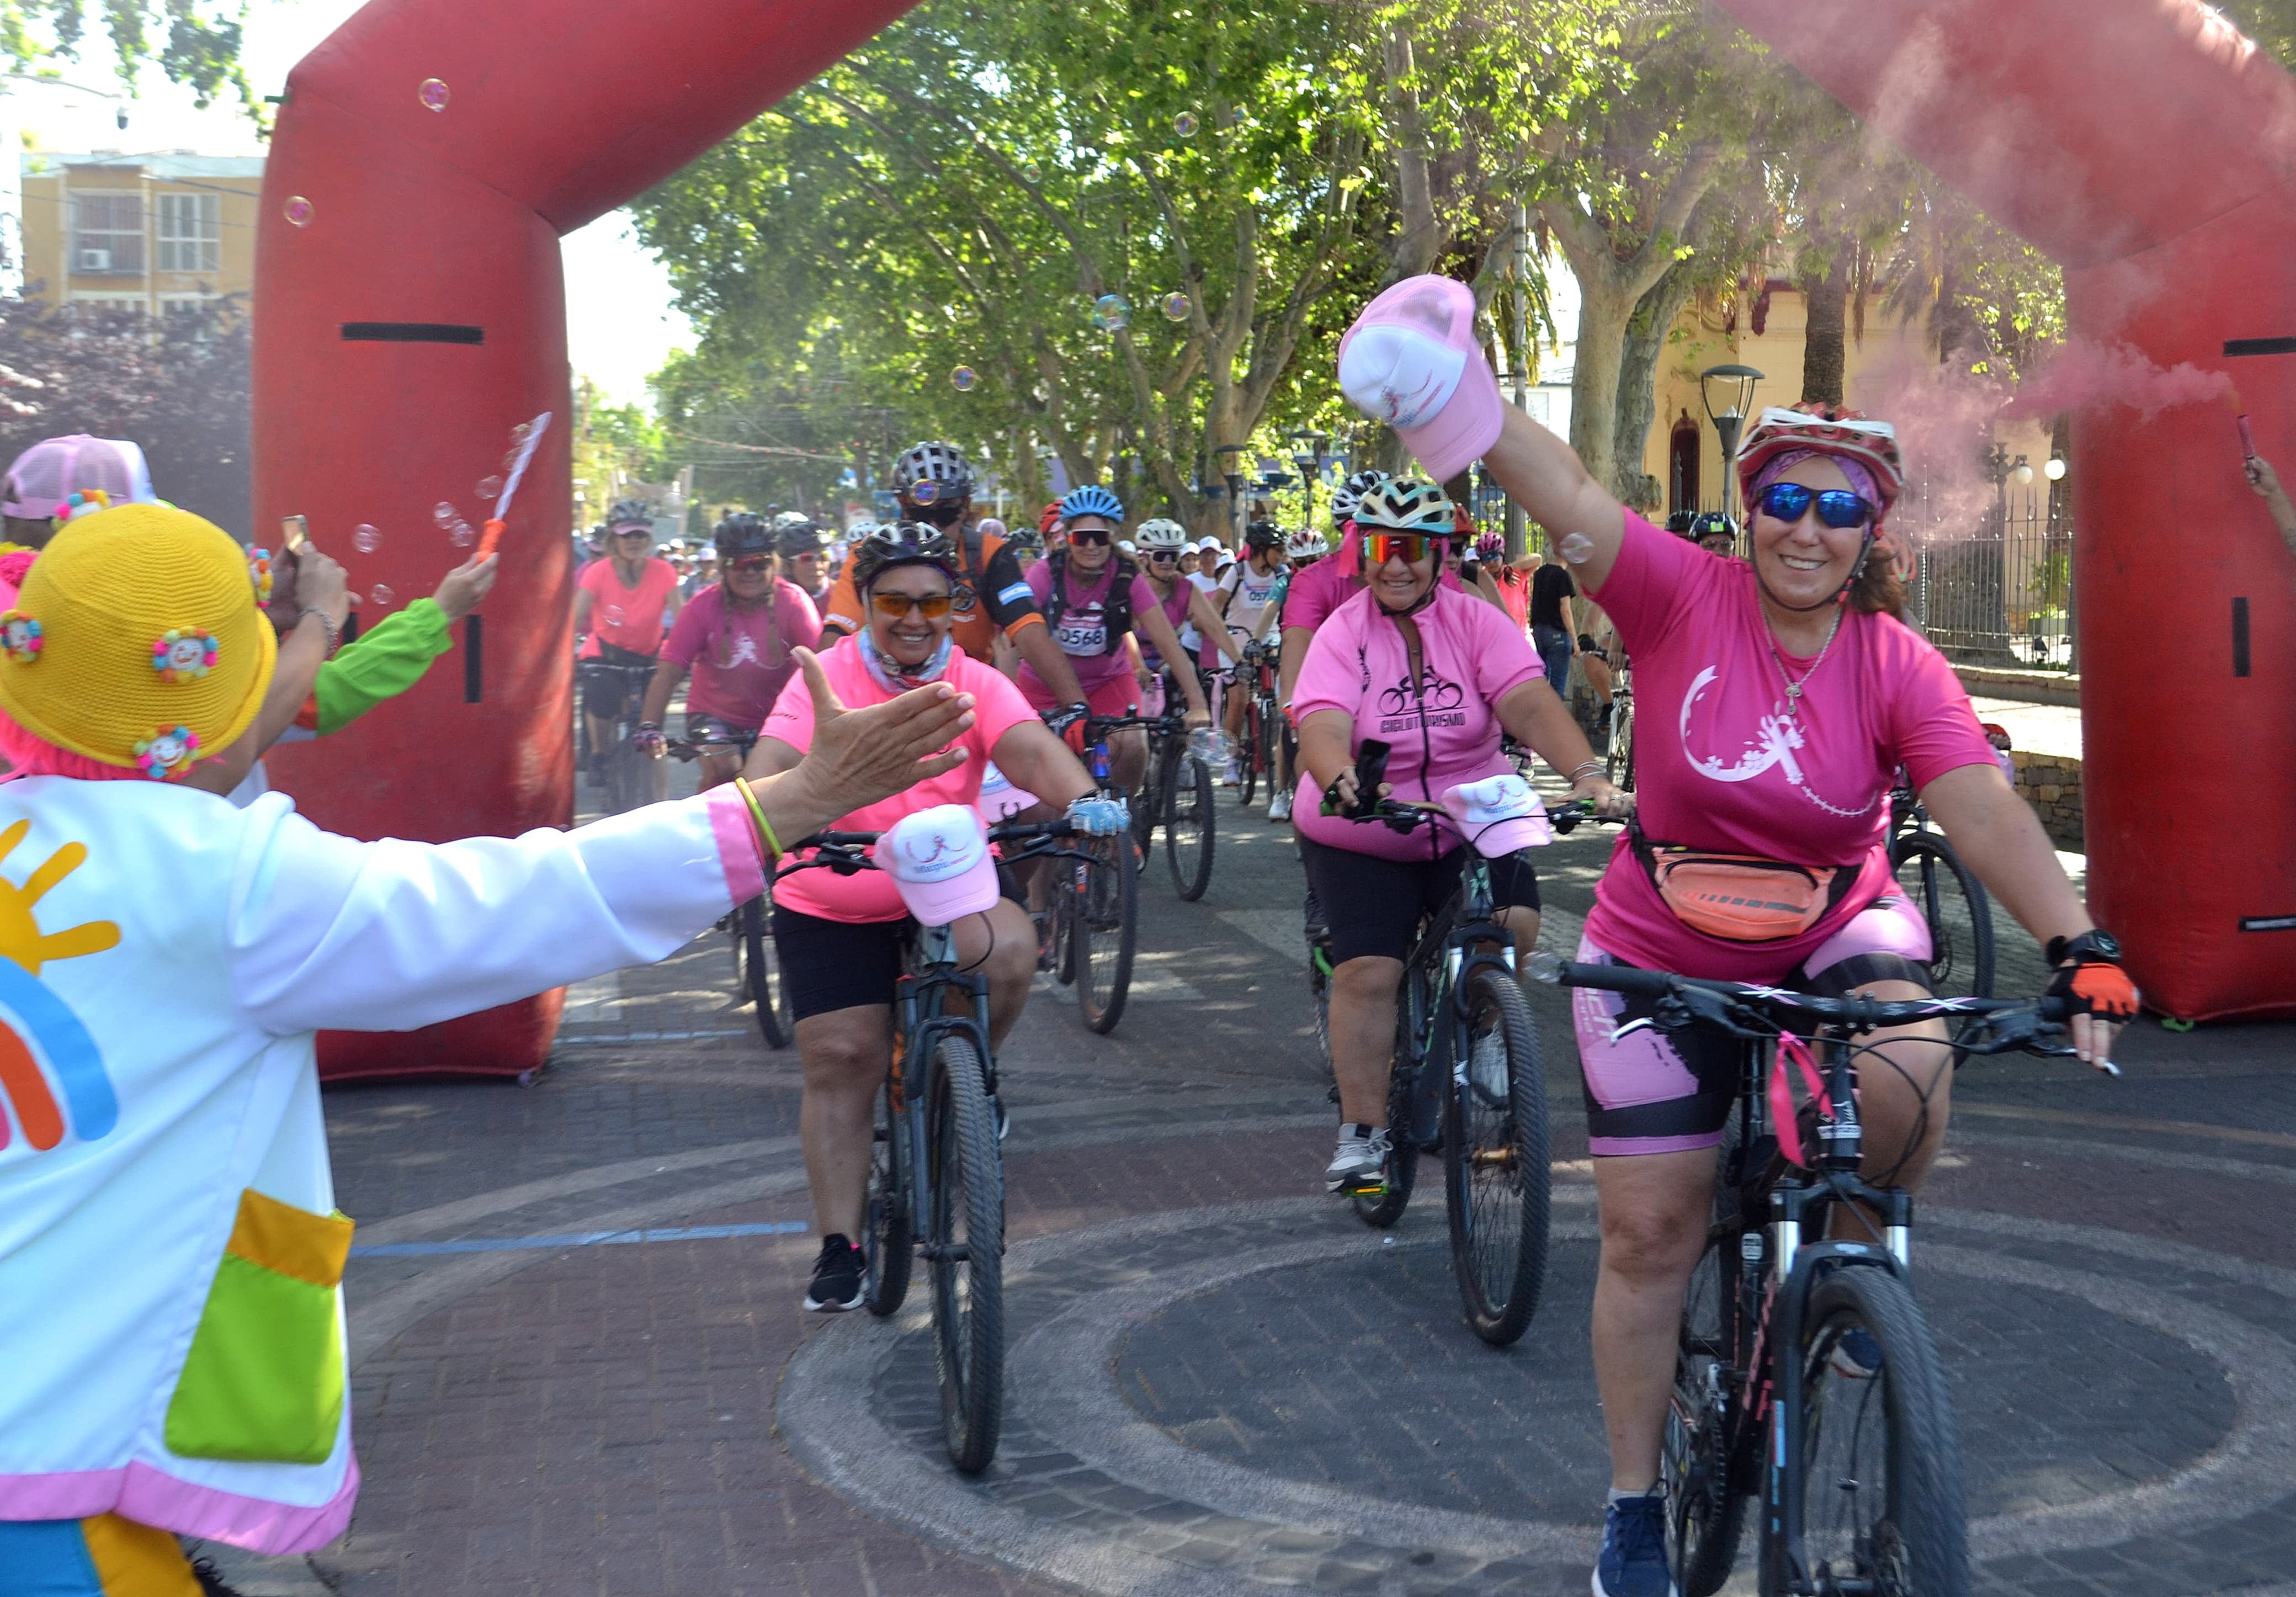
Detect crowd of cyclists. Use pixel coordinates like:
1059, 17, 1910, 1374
556, 269, 2147, 1597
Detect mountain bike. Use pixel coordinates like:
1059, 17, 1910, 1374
1139, 703, 1217, 900
788, 817, 1085, 1475
1537, 959, 2087, 1596
1324, 755, 1559, 1348
1605, 655, 1636, 792
1886, 784, 1994, 999
666, 726, 791, 1049
582, 654, 660, 816
1043, 713, 1142, 1034
1232, 640, 1281, 807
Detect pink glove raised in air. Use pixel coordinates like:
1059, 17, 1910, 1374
1337, 274, 1506, 482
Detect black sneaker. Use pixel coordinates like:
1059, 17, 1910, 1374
804, 1234, 865, 1313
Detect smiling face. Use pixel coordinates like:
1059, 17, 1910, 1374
1064, 515, 1116, 575
1750, 455, 1868, 612
722, 554, 774, 602
867, 562, 954, 668
786, 550, 822, 591
1367, 533, 1438, 612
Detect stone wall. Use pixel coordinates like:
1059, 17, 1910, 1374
2012, 751, 2085, 852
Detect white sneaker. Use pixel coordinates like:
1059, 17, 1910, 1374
1324, 1124, 1392, 1193
1469, 1030, 1511, 1101
1268, 790, 1293, 822
1221, 756, 1241, 786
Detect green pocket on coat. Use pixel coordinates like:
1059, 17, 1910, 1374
163, 1188, 354, 1465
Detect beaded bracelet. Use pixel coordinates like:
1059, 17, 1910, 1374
294, 605, 341, 660
731, 776, 782, 861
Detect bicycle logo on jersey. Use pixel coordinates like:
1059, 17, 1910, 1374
1376, 671, 1465, 718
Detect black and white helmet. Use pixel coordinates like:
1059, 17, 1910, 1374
891, 440, 974, 507
848, 521, 958, 592
1328, 469, 1390, 528
1133, 517, 1189, 552
607, 497, 656, 533
1353, 477, 1458, 535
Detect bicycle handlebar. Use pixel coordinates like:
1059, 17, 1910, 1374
774, 818, 1087, 881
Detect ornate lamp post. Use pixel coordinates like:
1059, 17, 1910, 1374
1699, 363, 1765, 517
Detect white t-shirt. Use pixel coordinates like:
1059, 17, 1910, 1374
1215, 558, 1285, 644
1181, 571, 1218, 651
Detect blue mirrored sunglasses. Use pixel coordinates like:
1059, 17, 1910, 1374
1756, 481, 1873, 530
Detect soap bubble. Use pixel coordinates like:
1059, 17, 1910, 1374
1022, 161, 1042, 183
418, 78, 450, 112
502, 448, 523, 472
509, 421, 532, 446
283, 196, 313, 227
950, 367, 977, 391
1162, 291, 1191, 322
433, 502, 458, 527
351, 524, 380, 554
1173, 111, 1199, 137
369, 584, 395, 608
603, 604, 626, 627
1089, 293, 1131, 332
477, 475, 504, 500
450, 520, 477, 548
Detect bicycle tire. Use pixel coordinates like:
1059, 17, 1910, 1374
1352, 965, 1428, 1228
1765, 1265, 1968, 1597
1077, 832, 1138, 1034
608, 739, 651, 816
1608, 693, 1636, 792
926, 1034, 1006, 1473
1667, 1122, 1752, 1596
1889, 832, 1996, 1000
1238, 698, 1260, 807
738, 896, 793, 1050
1441, 965, 1551, 1346
1255, 694, 1278, 807
862, 1069, 913, 1317
1165, 752, 1216, 901
1052, 860, 1078, 987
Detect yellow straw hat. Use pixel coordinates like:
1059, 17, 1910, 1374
0, 503, 274, 779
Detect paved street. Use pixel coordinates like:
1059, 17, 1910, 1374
204, 768, 2296, 1597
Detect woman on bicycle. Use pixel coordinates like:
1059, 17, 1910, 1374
635, 512, 821, 790
1293, 477, 1618, 1195
1336, 273, 2134, 1596
1134, 516, 1243, 713
753, 522, 1119, 1314
1016, 486, 1211, 799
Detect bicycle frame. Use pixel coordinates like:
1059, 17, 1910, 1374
1393, 853, 1522, 1150
887, 918, 998, 1254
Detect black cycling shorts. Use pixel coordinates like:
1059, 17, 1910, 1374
1297, 835, 1540, 967
578, 646, 655, 720
772, 881, 1026, 1023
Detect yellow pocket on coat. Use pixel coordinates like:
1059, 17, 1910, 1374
163, 1188, 354, 1465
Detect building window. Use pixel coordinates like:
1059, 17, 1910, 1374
72, 193, 143, 275
156, 193, 220, 273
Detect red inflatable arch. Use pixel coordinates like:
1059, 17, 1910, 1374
254, 0, 918, 1079
1715, 0, 2296, 1021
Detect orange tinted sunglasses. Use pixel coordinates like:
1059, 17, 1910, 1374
871, 591, 954, 619
1362, 531, 1443, 566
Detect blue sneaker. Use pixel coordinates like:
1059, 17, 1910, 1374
1830, 1327, 1884, 1379
1593, 1491, 1676, 1597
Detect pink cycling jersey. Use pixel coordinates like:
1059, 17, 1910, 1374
1582, 511, 1997, 981
1289, 583, 1546, 862
1017, 556, 1165, 696
761, 637, 1037, 922
662, 579, 821, 728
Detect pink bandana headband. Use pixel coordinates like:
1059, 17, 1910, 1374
1746, 449, 1882, 520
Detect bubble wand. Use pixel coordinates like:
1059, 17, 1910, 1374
476, 411, 552, 559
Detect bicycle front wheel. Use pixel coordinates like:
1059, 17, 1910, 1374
1765, 1265, 1968, 1597
863, 1068, 912, 1317
927, 1034, 1005, 1473
1238, 699, 1261, 806
1441, 965, 1551, 1346
1666, 1124, 1751, 1596
1165, 752, 1216, 901
1075, 833, 1139, 1033
1890, 833, 1995, 999
1607, 693, 1636, 792
738, 896, 793, 1049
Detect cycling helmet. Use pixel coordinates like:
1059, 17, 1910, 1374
1665, 510, 1697, 537
891, 440, 974, 507
1285, 526, 1329, 561
1038, 500, 1063, 534
1689, 511, 1739, 544
606, 497, 655, 532
975, 516, 1007, 539
772, 516, 833, 558
1474, 532, 1506, 563
1735, 405, 1904, 514
1352, 477, 1458, 535
1328, 469, 1390, 528
1003, 526, 1044, 554
1134, 517, 1189, 552
847, 521, 958, 592
713, 511, 773, 560
1243, 518, 1282, 552
1059, 484, 1124, 523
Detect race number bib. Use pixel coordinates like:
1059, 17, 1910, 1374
1054, 618, 1108, 656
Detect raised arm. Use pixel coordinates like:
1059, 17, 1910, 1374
1477, 409, 1628, 592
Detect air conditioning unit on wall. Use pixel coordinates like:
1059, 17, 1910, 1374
78, 248, 111, 272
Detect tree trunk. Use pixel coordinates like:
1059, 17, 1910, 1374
1567, 275, 1638, 500
1613, 261, 1702, 510
1800, 236, 1848, 407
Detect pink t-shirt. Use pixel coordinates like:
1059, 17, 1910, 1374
1279, 555, 1461, 636
761, 636, 1038, 922
577, 557, 679, 659
1582, 512, 1997, 980
1289, 584, 1546, 862
1017, 556, 1165, 694
662, 580, 822, 728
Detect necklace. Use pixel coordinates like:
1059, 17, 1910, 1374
1760, 604, 1877, 820
1767, 604, 1843, 718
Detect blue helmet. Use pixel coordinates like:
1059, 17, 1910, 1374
1059, 484, 1124, 523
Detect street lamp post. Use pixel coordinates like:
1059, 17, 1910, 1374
1699, 364, 1765, 519
1289, 429, 1328, 529
1214, 443, 1248, 543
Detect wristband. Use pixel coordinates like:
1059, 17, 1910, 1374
1566, 759, 1604, 784
731, 775, 782, 861
2045, 929, 2122, 967
295, 606, 341, 660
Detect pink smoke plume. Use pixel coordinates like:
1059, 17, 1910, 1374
2003, 338, 2235, 422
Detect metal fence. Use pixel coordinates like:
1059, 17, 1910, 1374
1903, 490, 2074, 672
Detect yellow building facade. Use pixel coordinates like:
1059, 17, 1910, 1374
18, 151, 262, 319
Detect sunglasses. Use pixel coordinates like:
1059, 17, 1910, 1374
1756, 481, 1873, 530
727, 556, 772, 574
871, 591, 954, 619
1362, 531, 1444, 566
1067, 527, 1112, 547
1145, 549, 1178, 564
614, 528, 651, 539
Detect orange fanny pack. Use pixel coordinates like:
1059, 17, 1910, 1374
1631, 819, 1855, 943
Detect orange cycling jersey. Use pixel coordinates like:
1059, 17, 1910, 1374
821, 527, 1044, 666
